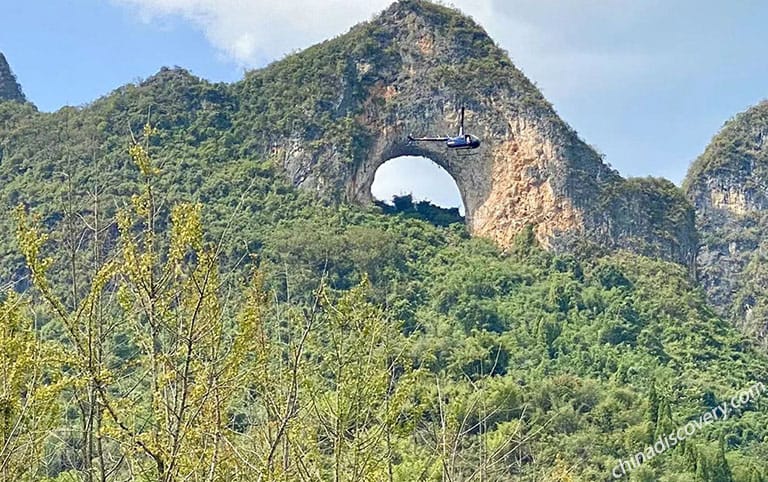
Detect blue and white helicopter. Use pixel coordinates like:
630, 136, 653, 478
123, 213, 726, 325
408, 107, 481, 150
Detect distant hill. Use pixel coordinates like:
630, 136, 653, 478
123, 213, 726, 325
0, 52, 27, 103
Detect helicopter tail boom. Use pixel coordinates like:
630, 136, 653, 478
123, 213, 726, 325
408, 134, 450, 142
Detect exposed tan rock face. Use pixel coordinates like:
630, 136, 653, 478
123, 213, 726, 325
709, 186, 749, 215
241, 0, 697, 266
472, 136, 583, 250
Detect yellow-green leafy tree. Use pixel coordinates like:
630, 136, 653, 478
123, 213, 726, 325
98, 124, 264, 481
0, 293, 64, 481
296, 283, 419, 482
16, 125, 270, 481
15, 140, 123, 482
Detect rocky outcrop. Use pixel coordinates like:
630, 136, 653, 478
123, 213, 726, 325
237, 0, 697, 266
684, 100, 768, 343
0, 53, 26, 103
0, 2, 698, 269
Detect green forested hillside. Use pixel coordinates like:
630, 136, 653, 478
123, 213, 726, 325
0, 2, 767, 481
1, 121, 767, 481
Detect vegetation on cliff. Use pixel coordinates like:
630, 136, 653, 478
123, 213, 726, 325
2, 125, 767, 481
685, 100, 768, 345
0, 1, 766, 481
685, 101, 768, 190
0, 53, 27, 103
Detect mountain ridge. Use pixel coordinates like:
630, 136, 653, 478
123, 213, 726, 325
228, 0, 698, 266
0, 0, 696, 268
2, 2, 768, 480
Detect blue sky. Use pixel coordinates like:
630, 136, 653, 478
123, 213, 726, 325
1, 1, 244, 108
3, 0, 768, 209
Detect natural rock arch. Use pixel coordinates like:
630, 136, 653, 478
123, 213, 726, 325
342, 100, 596, 250
350, 123, 480, 224
257, 0, 697, 266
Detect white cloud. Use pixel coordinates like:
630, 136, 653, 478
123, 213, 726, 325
111, 0, 677, 99
111, 0, 538, 68
113, 0, 393, 65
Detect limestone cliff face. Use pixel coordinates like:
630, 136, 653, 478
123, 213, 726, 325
236, 0, 697, 266
685, 101, 768, 343
0, 53, 26, 103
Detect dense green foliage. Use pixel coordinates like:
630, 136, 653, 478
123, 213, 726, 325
375, 194, 464, 226
0, 2, 766, 480
0, 53, 26, 103
2, 124, 766, 480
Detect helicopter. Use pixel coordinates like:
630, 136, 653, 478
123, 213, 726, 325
408, 107, 481, 150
